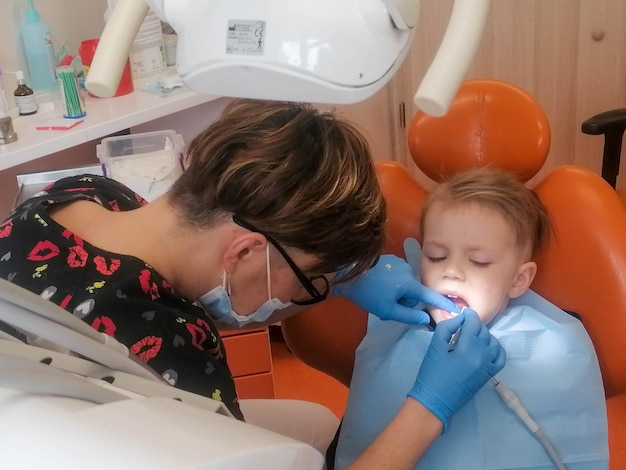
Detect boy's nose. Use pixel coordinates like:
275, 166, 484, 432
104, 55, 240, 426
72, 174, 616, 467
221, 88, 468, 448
442, 261, 464, 281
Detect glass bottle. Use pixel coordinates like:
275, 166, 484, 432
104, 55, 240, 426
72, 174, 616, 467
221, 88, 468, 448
14, 70, 37, 116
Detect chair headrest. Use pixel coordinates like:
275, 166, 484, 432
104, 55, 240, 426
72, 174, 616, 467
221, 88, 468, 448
408, 79, 551, 183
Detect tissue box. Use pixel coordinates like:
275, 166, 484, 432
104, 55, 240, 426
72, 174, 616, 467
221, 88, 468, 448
97, 130, 185, 201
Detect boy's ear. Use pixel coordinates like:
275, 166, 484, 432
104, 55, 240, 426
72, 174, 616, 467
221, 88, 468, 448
508, 261, 537, 299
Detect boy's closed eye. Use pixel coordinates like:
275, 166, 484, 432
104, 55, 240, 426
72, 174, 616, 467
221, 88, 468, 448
424, 254, 492, 267
470, 260, 492, 268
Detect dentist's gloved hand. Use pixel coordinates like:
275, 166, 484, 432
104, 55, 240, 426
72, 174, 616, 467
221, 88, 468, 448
408, 309, 506, 431
332, 254, 459, 325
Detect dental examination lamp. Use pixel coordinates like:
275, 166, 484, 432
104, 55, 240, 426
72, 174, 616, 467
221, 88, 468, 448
86, 0, 491, 116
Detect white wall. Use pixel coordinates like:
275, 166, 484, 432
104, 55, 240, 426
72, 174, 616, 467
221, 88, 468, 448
0, 0, 109, 78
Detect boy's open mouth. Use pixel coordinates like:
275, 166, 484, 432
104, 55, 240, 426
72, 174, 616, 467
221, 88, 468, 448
445, 294, 469, 310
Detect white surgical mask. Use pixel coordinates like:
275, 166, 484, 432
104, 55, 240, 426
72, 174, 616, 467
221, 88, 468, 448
198, 245, 292, 327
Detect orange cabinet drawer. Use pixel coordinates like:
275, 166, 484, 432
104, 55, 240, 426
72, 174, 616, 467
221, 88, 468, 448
222, 329, 272, 377
235, 372, 275, 399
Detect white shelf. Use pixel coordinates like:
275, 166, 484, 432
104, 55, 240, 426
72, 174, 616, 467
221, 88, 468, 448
0, 73, 219, 172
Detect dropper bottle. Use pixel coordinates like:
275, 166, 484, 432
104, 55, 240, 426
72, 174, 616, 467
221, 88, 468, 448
14, 71, 37, 116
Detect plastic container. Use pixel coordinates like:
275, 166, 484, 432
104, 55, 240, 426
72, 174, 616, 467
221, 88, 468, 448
79, 38, 134, 97
0, 68, 10, 118
0, 116, 18, 145
20, 0, 58, 91
96, 130, 185, 201
129, 10, 166, 79
162, 33, 178, 66
56, 66, 86, 118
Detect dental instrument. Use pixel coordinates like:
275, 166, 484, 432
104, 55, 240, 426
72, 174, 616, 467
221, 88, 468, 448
447, 327, 462, 352
490, 376, 567, 470
447, 306, 466, 351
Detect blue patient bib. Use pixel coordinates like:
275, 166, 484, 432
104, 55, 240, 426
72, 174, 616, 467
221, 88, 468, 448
335, 290, 609, 470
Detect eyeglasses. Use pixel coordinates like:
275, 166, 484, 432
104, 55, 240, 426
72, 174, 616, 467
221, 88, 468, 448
232, 214, 330, 305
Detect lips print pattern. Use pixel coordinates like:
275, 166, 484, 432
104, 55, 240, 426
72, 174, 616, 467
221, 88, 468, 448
27, 240, 60, 261
94, 256, 121, 275
185, 318, 222, 358
131, 335, 163, 362
0, 220, 13, 238
92, 315, 117, 336
67, 245, 88, 267
0, 174, 242, 420
139, 269, 160, 300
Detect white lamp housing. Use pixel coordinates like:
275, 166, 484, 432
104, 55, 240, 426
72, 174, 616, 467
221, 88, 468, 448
157, 0, 416, 104
86, 0, 491, 115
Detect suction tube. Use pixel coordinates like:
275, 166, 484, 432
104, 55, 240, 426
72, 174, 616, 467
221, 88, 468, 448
490, 377, 567, 469
85, 0, 149, 98
414, 0, 491, 116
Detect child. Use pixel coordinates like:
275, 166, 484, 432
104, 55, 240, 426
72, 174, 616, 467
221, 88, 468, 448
334, 167, 609, 469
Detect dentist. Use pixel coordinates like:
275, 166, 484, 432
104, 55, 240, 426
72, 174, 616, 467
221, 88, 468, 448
0, 99, 504, 469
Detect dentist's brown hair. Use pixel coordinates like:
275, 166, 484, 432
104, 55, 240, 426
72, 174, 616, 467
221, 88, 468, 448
168, 99, 385, 279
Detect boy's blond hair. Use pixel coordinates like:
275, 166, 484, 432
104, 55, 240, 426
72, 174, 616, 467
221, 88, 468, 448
421, 167, 551, 255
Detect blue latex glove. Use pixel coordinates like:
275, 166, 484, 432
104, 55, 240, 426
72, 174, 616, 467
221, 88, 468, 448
408, 309, 506, 430
332, 254, 459, 325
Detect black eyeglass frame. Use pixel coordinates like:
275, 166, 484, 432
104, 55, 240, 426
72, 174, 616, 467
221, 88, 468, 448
232, 214, 330, 306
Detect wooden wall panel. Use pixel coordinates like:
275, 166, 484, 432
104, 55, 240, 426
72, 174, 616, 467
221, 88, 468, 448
315, 84, 396, 166
389, 0, 626, 189
531, 0, 579, 185
574, 0, 626, 186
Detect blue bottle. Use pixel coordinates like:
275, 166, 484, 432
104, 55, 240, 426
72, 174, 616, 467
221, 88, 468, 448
20, 0, 57, 91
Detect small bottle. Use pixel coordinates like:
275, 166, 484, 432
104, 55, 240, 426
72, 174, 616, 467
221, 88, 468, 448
14, 71, 37, 116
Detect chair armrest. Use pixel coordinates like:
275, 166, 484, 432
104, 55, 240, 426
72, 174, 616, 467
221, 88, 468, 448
581, 108, 626, 188
581, 108, 626, 135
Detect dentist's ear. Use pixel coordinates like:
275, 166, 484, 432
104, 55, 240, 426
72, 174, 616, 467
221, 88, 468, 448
222, 232, 267, 273
508, 261, 537, 299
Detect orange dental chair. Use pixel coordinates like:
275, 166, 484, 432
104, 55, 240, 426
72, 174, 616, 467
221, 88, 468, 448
281, 79, 626, 467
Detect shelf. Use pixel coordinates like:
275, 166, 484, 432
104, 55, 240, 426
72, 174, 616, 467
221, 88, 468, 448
0, 71, 219, 172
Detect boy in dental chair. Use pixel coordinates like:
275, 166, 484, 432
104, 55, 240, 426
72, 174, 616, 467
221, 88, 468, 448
334, 167, 609, 470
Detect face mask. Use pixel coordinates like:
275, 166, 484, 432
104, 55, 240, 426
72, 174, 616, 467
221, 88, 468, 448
198, 245, 293, 327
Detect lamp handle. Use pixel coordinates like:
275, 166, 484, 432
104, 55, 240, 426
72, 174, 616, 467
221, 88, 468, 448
414, 0, 491, 116
85, 0, 149, 98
